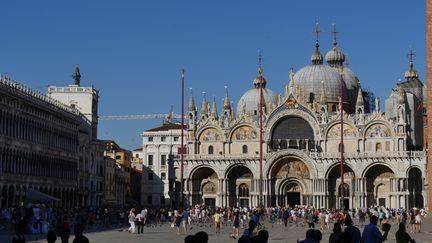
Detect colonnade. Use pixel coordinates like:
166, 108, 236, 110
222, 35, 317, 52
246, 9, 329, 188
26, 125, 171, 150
181, 162, 426, 209
0, 184, 79, 208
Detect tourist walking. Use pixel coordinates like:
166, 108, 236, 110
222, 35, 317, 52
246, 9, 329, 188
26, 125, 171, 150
127, 208, 136, 233
329, 223, 343, 243
344, 216, 361, 243
72, 224, 89, 243
395, 222, 416, 243
12, 220, 26, 243
361, 215, 391, 243
136, 211, 144, 234
231, 210, 240, 238
181, 209, 189, 235
414, 211, 421, 233
213, 209, 221, 234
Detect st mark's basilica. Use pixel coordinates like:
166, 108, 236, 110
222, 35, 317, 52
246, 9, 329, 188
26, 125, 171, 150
173, 28, 427, 210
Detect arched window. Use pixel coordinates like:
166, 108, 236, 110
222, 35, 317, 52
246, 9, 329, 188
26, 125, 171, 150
208, 146, 214, 155
338, 183, 350, 198
239, 184, 249, 197
242, 145, 248, 154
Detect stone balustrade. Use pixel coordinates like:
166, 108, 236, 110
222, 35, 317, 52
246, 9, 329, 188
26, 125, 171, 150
0, 74, 79, 115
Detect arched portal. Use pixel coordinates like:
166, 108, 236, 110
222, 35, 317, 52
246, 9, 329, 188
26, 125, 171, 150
281, 180, 302, 207
408, 167, 423, 208
364, 164, 395, 207
226, 165, 253, 207
326, 164, 355, 209
271, 116, 315, 151
269, 157, 311, 206
191, 167, 218, 206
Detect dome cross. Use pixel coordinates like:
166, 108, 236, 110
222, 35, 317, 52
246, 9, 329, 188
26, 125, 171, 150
313, 21, 321, 49
408, 48, 416, 67
331, 23, 338, 47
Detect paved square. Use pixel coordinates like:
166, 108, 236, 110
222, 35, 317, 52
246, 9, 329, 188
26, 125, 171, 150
2, 217, 432, 243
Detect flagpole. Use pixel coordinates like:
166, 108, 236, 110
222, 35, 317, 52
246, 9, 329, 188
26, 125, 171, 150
180, 67, 185, 208
258, 56, 263, 208
339, 66, 345, 210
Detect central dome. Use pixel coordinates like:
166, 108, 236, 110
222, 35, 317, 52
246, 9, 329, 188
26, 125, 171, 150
237, 69, 277, 116
293, 64, 346, 103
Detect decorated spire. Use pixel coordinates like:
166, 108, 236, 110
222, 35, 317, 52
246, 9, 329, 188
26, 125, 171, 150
201, 92, 207, 115
188, 88, 195, 112
253, 50, 267, 88
356, 86, 364, 106
211, 96, 218, 118
223, 86, 231, 110
73, 66, 81, 86
230, 101, 235, 120
311, 21, 323, 65
405, 48, 419, 80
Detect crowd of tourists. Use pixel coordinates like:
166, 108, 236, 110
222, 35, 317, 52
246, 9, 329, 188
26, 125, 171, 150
1, 203, 428, 243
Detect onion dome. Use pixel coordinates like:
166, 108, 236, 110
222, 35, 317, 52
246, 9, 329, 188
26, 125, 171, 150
252, 67, 267, 88
405, 65, 419, 80
325, 48, 345, 67
237, 67, 277, 115
405, 48, 419, 80
311, 22, 323, 65
311, 42, 323, 65
325, 24, 345, 67
293, 22, 348, 103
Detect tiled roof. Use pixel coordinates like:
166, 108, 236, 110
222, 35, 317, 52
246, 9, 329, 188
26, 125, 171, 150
146, 123, 182, 132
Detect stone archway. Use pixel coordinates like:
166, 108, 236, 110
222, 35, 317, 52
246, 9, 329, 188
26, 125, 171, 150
280, 180, 302, 207
226, 165, 253, 207
408, 167, 423, 208
326, 164, 355, 209
364, 164, 395, 207
190, 167, 219, 206
268, 157, 311, 207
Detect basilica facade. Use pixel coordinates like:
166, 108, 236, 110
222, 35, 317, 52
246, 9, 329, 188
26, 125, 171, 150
174, 36, 427, 210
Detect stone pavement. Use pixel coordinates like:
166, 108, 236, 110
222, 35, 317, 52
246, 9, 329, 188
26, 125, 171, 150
2, 217, 432, 243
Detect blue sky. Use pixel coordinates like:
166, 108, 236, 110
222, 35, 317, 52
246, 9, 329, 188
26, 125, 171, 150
0, 0, 426, 150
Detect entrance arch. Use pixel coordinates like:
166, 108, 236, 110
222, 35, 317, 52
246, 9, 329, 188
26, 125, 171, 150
408, 167, 423, 208
326, 164, 355, 209
364, 164, 395, 207
190, 167, 218, 206
226, 165, 253, 207
268, 156, 311, 207
280, 179, 302, 207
